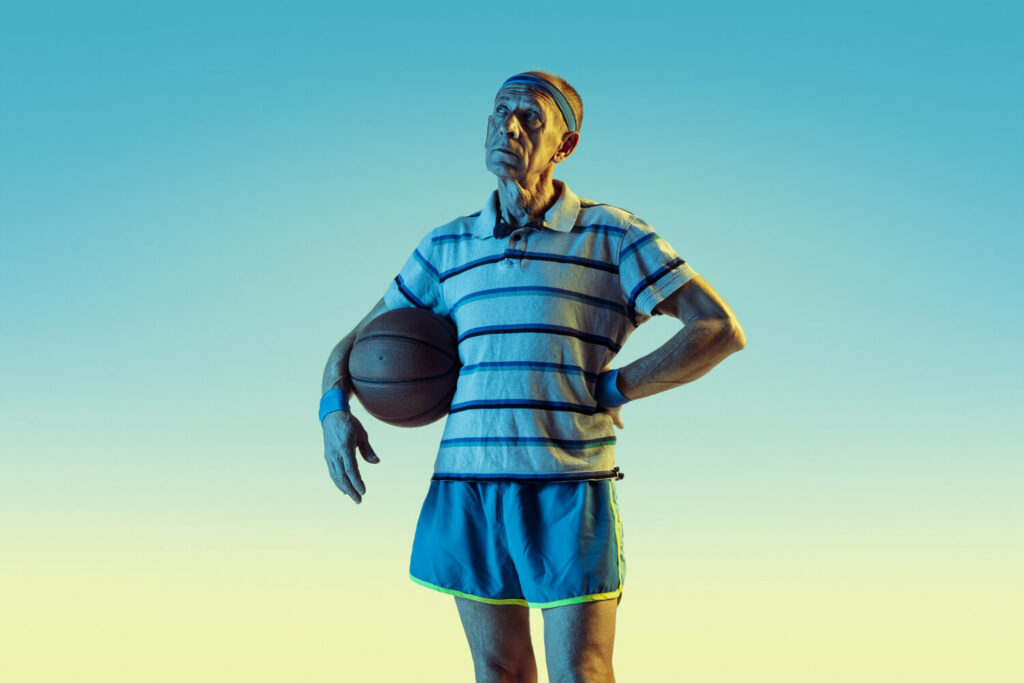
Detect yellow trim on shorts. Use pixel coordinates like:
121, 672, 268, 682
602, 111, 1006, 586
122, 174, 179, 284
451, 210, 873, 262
607, 478, 626, 594
409, 574, 529, 606
409, 574, 622, 609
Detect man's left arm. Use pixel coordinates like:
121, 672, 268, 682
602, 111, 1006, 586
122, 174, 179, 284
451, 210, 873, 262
616, 275, 746, 401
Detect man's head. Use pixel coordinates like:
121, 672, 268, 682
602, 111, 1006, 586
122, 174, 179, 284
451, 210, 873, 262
485, 71, 583, 183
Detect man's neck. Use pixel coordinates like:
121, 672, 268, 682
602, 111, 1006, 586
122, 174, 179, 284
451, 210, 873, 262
496, 173, 559, 226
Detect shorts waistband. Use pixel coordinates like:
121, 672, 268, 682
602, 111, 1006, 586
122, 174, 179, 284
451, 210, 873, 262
431, 468, 624, 483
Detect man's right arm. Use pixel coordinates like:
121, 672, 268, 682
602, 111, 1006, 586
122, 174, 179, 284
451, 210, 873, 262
321, 296, 391, 395
320, 296, 390, 505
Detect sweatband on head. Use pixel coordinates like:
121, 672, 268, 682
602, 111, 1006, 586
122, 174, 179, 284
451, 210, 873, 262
319, 386, 350, 422
497, 73, 577, 132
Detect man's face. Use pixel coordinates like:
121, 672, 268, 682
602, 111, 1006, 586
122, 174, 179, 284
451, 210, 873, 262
484, 84, 575, 181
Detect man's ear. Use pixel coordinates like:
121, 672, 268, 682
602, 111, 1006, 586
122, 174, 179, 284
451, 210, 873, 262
484, 115, 493, 146
558, 131, 580, 160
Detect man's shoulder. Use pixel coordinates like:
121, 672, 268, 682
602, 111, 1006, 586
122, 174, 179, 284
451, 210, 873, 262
576, 197, 642, 229
417, 210, 485, 246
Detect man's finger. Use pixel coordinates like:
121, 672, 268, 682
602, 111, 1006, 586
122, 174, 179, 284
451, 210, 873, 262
326, 458, 354, 499
343, 457, 367, 498
326, 452, 362, 503
340, 466, 363, 504
358, 432, 380, 463
601, 406, 624, 430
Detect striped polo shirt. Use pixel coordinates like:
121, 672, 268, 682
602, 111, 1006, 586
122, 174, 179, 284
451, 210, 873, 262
381, 179, 698, 478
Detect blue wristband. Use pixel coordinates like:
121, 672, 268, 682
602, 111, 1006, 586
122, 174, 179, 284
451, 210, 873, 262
319, 386, 351, 422
595, 368, 631, 409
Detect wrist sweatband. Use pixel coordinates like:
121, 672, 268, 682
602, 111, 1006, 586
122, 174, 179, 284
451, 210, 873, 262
319, 386, 350, 422
595, 368, 631, 409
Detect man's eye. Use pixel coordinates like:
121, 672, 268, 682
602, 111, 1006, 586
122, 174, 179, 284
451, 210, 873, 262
496, 105, 508, 115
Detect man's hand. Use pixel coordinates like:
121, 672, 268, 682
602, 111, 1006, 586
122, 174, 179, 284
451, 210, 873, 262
322, 411, 380, 504
601, 405, 624, 429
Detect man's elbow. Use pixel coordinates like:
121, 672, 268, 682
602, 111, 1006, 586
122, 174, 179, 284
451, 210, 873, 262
724, 317, 746, 352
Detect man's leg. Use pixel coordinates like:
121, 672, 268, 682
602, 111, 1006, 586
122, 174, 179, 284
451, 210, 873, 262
455, 596, 538, 683
541, 598, 618, 683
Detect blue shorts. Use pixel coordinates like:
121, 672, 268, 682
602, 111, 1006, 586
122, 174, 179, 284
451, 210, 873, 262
409, 471, 626, 609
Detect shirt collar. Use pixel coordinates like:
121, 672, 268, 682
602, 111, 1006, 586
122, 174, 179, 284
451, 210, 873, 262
472, 179, 581, 237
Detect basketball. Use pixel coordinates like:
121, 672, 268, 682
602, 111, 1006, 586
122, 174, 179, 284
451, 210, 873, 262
348, 307, 460, 427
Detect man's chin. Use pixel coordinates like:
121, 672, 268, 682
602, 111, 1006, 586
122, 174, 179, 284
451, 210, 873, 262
485, 160, 523, 180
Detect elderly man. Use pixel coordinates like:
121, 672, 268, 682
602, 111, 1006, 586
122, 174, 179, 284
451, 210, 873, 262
321, 71, 745, 682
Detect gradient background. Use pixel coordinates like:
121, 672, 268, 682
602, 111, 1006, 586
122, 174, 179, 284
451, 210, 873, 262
2, 1, 1022, 681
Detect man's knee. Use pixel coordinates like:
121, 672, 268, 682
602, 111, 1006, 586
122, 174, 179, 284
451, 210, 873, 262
455, 597, 537, 681
468, 637, 537, 682
547, 653, 614, 683
542, 598, 617, 682
471, 656, 538, 682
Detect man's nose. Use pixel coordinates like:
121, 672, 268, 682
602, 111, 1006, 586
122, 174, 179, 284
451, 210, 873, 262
503, 114, 521, 139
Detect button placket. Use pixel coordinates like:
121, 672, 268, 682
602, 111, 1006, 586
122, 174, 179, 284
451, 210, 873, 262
504, 232, 521, 263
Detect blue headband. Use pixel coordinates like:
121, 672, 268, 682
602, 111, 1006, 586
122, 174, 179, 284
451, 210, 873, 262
497, 74, 578, 132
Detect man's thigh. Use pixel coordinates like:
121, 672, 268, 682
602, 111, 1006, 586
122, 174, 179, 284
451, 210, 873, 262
455, 596, 535, 668
541, 598, 618, 673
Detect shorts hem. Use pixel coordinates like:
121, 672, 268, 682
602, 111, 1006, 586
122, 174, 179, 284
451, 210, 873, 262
409, 573, 622, 609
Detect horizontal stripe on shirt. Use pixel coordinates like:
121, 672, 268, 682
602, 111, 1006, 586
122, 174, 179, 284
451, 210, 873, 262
459, 361, 600, 383
438, 254, 507, 282
432, 233, 480, 243
575, 224, 627, 237
394, 274, 427, 308
503, 251, 618, 273
448, 399, 598, 415
437, 251, 617, 282
450, 286, 627, 316
412, 249, 440, 278
457, 324, 623, 352
627, 257, 686, 313
620, 230, 658, 259
431, 223, 626, 245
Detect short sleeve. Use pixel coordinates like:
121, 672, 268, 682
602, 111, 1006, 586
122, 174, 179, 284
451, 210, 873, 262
618, 217, 698, 325
382, 231, 447, 315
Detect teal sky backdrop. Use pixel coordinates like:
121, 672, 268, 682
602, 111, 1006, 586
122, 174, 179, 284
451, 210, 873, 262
2, 2, 1022, 681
